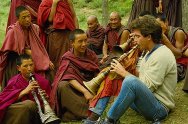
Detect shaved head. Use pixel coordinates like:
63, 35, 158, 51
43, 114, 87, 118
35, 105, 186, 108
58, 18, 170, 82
110, 11, 121, 20
109, 11, 121, 29
87, 15, 99, 31
87, 15, 98, 23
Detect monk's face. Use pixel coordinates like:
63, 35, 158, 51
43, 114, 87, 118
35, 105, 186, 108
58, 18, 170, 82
72, 33, 88, 55
87, 18, 98, 31
109, 13, 121, 29
17, 59, 34, 80
18, 10, 31, 28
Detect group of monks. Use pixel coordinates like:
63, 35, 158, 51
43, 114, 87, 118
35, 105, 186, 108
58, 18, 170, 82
0, 0, 188, 124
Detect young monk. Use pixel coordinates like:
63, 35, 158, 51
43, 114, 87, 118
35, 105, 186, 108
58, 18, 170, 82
0, 54, 51, 124
50, 29, 99, 122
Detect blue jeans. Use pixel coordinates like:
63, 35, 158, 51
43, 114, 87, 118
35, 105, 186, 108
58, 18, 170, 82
90, 97, 110, 115
107, 75, 168, 121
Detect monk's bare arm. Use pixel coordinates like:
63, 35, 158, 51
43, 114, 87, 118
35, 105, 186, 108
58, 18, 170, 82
174, 30, 186, 50
100, 40, 109, 64
67, 0, 79, 28
48, 0, 60, 23
102, 41, 108, 57
119, 30, 130, 45
162, 33, 183, 58
69, 80, 93, 100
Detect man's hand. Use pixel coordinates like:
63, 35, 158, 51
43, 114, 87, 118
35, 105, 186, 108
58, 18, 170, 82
110, 59, 129, 78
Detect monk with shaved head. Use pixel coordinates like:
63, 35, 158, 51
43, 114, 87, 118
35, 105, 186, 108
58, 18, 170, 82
86, 15, 105, 55
100, 11, 130, 64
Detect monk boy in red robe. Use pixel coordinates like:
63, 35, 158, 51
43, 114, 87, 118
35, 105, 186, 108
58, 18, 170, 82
0, 6, 53, 90
0, 54, 51, 124
6, 0, 41, 32
50, 29, 99, 122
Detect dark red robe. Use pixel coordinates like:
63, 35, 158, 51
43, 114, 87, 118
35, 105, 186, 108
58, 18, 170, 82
86, 25, 105, 55
105, 24, 130, 52
37, 0, 76, 44
50, 48, 99, 113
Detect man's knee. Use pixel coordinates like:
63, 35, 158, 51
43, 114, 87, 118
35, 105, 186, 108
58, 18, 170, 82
123, 75, 139, 86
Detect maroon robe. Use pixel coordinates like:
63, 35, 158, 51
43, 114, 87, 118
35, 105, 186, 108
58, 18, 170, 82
105, 24, 130, 52
86, 25, 105, 55
0, 22, 50, 87
37, 0, 76, 44
50, 48, 99, 113
6, 0, 41, 31
0, 73, 51, 123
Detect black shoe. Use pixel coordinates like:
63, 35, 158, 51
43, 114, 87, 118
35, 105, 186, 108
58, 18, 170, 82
102, 117, 120, 124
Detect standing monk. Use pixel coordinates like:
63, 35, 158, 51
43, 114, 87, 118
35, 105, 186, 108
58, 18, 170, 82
38, 0, 79, 80
0, 6, 53, 90
6, 0, 41, 31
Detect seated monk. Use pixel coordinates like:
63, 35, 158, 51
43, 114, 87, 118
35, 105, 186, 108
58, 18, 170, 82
50, 29, 100, 122
86, 15, 105, 55
100, 11, 130, 64
0, 54, 51, 124
156, 14, 188, 82
0, 6, 54, 90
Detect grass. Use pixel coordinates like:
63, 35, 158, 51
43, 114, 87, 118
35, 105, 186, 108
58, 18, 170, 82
1, 0, 188, 124
0, 0, 9, 46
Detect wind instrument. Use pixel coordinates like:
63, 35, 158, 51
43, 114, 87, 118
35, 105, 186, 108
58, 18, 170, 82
29, 73, 61, 124
83, 45, 139, 95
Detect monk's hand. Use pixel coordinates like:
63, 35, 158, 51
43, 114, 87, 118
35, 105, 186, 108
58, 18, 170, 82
49, 61, 55, 70
100, 54, 109, 64
24, 81, 39, 95
53, 0, 61, 4
83, 90, 94, 101
24, 49, 32, 56
110, 59, 127, 78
